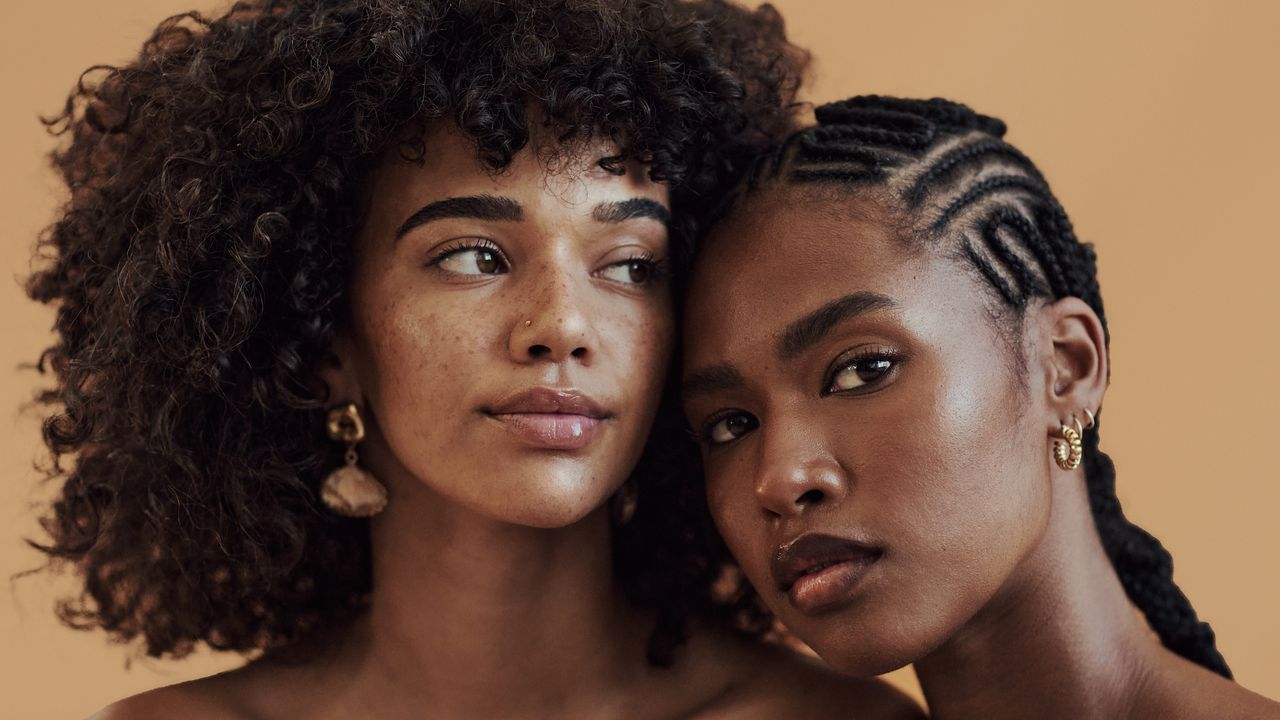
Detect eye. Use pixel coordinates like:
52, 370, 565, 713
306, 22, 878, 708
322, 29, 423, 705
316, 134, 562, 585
597, 254, 666, 286
430, 242, 509, 276
703, 412, 759, 445
826, 353, 898, 394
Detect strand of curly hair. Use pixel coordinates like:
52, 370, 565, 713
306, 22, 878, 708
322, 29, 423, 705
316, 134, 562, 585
26, 0, 808, 665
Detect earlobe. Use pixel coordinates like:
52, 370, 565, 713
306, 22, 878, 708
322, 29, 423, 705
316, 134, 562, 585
318, 333, 364, 406
1040, 296, 1108, 429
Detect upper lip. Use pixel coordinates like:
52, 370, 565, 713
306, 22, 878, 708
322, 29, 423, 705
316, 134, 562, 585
484, 387, 610, 419
771, 532, 883, 593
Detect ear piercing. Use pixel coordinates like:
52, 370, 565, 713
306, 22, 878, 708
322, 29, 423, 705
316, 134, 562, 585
1053, 414, 1085, 471
320, 403, 388, 517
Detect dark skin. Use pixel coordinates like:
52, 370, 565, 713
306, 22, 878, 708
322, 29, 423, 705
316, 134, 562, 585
92, 127, 922, 720
682, 185, 1280, 720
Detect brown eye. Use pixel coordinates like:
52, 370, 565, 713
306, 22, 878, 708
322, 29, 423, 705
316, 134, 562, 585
706, 412, 759, 445
435, 247, 508, 276
599, 257, 663, 286
625, 261, 651, 284
828, 357, 895, 393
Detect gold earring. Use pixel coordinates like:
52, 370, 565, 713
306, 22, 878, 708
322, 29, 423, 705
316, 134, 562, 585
1053, 414, 1084, 471
611, 478, 638, 527
1083, 407, 1096, 430
321, 403, 388, 517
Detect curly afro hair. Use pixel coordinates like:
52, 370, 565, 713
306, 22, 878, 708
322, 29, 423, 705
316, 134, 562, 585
25, 0, 807, 663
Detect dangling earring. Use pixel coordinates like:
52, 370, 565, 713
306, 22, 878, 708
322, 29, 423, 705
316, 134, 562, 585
1053, 414, 1084, 471
321, 403, 388, 517
611, 478, 638, 527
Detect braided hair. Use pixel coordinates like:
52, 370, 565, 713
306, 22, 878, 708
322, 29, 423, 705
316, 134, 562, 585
721, 95, 1231, 678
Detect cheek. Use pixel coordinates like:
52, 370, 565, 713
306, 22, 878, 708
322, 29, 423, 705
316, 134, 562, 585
605, 296, 674, 408
360, 293, 487, 405
881, 354, 1050, 605
705, 459, 774, 585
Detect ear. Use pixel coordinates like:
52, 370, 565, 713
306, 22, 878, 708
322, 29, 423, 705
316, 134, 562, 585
317, 331, 365, 407
1033, 296, 1109, 431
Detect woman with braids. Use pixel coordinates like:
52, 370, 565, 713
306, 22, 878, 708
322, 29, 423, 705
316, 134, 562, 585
25, 1, 927, 717
681, 95, 1280, 719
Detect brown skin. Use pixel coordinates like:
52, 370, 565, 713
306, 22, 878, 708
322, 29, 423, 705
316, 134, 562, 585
682, 186, 1280, 720
91, 128, 922, 719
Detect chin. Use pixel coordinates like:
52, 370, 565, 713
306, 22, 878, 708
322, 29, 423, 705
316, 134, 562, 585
787, 603, 948, 679
813, 639, 920, 678
482, 463, 620, 529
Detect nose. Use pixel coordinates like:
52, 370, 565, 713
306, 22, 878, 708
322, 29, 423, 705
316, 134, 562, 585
508, 264, 596, 365
753, 429, 848, 519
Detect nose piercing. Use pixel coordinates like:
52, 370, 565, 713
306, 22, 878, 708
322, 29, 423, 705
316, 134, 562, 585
524, 319, 532, 327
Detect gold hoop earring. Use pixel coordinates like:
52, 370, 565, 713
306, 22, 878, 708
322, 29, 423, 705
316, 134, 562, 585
1053, 414, 1084, 471
1083, 407, 1096, 430
321, 403, 388, 517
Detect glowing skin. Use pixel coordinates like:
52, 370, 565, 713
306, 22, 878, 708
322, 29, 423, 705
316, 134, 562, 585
95, 133, 926, 720
683, 189, 1050, 675
683, 185, 1280, 720
332, 122, 673, 528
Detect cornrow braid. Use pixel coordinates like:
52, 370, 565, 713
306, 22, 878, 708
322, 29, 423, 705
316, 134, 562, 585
732, 94, 1232, 678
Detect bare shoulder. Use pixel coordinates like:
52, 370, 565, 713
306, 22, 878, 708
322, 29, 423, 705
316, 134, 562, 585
87, 673, 253, 720
1142, 654, 1280, 720
693, 633, 924, 720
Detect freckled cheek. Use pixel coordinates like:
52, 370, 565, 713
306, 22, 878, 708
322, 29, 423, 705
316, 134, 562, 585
363, 297, 494, 404
610, 304, 674, 405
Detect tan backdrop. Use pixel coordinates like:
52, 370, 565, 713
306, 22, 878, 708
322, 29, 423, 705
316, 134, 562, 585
3, 1, 1277, 716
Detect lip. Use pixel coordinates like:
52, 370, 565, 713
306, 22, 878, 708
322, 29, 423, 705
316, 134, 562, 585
771, 532, 884, 616
483, 387, 612, 450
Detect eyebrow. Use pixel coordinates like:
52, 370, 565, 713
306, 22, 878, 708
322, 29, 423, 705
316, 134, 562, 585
592, 198, 671, 226
393, 194, 523, 241
776, 292, 896, 360
682, 363, 749, 400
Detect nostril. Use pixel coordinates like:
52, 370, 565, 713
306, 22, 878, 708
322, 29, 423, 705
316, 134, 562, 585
528, 344, 551, 358
570, 346, 588, 359
797, 489, 825, 507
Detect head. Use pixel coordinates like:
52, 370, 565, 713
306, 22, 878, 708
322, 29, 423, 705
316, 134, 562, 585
682, 96, 1230, 677
27, 0, 806, 661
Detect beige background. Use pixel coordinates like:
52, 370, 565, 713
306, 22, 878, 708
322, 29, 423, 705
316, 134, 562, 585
3, 1, 1277, 716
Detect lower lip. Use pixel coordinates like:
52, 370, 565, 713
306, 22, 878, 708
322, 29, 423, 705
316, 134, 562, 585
487, 413, 603, 450
787, 555, 881, 616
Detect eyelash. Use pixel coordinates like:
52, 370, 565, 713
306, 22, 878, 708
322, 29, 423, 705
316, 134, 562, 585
607, 250, 669, 286
690, 410, 746, 445
821, 347, 903, 397
693, 347, 903, 447
425, 238, 506, 270
426, 242, 667, 286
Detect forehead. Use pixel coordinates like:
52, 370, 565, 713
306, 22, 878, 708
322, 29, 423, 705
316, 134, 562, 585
359, 121, 669, 239
684, 186, 925, 356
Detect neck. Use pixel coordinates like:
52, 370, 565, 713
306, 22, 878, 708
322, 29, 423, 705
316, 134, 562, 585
351, 473, 651, 718
913, 473, 1164, 720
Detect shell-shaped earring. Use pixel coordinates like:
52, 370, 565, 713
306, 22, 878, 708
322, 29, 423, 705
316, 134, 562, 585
1053, 414, 1085, 471
321, 403, 388, 517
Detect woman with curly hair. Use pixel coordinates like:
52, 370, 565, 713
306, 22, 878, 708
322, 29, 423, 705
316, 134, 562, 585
681, 96, 1280, 718
25, 2, 923, 717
